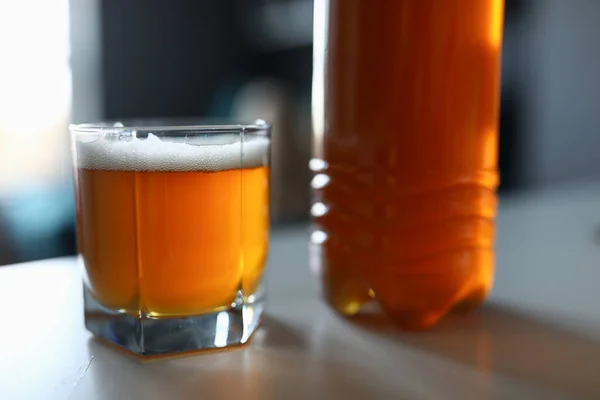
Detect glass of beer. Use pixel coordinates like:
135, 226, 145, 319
70, 120, 270, 355
311, 0, 504, 330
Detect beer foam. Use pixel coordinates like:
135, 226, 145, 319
77, 133, 269, 171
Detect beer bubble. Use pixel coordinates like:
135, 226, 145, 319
118, 130, 135, 142
77, 133, 269, 172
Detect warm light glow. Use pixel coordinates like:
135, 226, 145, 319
488, 0, 504, 49
483, 129, 499, 170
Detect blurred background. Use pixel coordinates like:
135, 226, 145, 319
0, 0, 599, 265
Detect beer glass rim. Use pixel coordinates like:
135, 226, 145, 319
69, 118, 271, 136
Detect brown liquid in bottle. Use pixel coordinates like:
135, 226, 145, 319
311, 0, 504, 329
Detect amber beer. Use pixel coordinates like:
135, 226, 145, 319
76, 133, 269, 317
311, 0, 504, 329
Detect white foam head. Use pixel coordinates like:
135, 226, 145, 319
76, 133, 269, 172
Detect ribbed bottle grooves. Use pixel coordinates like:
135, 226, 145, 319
310, 161, 496, 329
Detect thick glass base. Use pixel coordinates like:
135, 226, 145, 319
84, 285, 264, 356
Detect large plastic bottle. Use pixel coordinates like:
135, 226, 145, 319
310, 0, 504, 329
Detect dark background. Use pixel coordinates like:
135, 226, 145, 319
101, 0, 523, 190
1, 0, 600, 265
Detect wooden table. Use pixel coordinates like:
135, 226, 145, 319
2, 182, 600, 400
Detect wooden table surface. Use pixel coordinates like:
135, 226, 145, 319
1, 182, 600, 400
